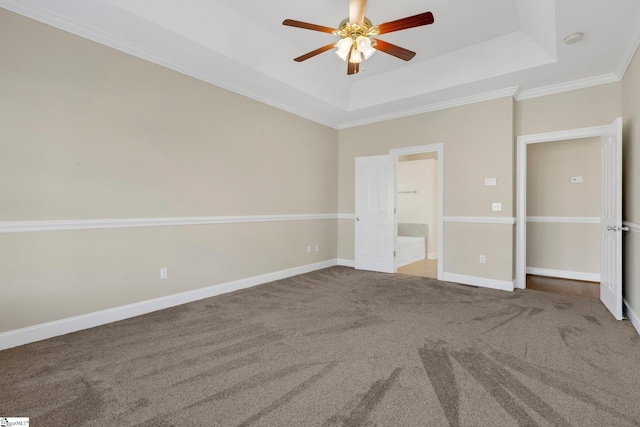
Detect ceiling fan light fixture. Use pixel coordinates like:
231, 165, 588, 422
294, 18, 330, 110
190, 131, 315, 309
349, 48, 363, 64
336, 37, 353, 61
284, 7, 434, 75
356, 36, 376, 59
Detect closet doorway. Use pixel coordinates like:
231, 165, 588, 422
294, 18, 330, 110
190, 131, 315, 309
516, 118, 624, 320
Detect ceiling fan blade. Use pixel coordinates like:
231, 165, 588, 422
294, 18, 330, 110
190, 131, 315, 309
347, 61, 360, 75
282, 19, 336, 34
294, 43, 336, 62
377, 12, 434, 34
349, 0, 367, 25
374, 39, 416, 61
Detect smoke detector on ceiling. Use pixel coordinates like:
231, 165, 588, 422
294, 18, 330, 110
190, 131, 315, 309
564, 32, 584, 44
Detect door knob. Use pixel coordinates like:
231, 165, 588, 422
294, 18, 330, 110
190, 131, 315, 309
608, 225, 630, 232
355, 217, 360, 221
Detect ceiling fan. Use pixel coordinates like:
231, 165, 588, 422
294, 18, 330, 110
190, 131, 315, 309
283, 0, 434, 75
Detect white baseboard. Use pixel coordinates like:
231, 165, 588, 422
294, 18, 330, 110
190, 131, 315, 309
624, 299, 640, 336
526, 267, 600, 283
427, 252, 438, 260
0, 259, 339, 351
443, 272, 515, 292
337, 259, 355, 268
397, 256, 425, 268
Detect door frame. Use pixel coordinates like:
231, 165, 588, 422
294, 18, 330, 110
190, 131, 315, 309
516, 124, 613, 290
390, 144, 444, 280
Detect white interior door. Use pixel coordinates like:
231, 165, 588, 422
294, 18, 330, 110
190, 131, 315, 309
600, 117, 623, 320
355, 155, 395, 273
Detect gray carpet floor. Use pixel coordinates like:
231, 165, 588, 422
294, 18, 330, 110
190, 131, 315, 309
2, 266, 640, 426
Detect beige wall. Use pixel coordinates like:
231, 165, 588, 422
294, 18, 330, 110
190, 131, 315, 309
622, 45, 640, 317
339, 97, 515, 281
526, 223, 600, 274
0, 10, 338, 332
527, 138, 601, 217
516, 83, 622, 136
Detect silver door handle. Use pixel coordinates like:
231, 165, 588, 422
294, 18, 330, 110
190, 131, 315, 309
355, 217, 360, 221
608, 226, 630, 232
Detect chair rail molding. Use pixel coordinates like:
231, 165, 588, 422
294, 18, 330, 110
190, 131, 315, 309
0, 214, 339, 234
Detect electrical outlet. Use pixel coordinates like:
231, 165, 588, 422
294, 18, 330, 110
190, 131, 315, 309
492, 203, 502, 211
479, 255, 486, 264
315, 244, 319, 252
160, 268, 168, 279
307, 246, 311, 254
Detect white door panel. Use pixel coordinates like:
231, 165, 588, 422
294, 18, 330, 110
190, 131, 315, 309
600, 117, 623, 320
355, 155, 395, 273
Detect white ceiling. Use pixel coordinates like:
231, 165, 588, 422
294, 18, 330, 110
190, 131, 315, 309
2, 0, 640, 128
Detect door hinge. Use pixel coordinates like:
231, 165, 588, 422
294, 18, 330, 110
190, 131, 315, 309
394, 251, 396, 257
394, 208, 396, 214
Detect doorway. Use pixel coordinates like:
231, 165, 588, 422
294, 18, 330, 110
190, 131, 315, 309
524, 137, 601, 298
395, 152, 438, 278
390, 144, 444, 280
516, 118, 624, 320
353, 144, 444, 280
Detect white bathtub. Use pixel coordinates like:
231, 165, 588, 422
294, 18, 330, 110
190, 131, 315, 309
396, 236, 426, 267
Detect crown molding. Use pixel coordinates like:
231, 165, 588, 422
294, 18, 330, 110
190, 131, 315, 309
338, 87, 520, 129
514, 73, 620, 101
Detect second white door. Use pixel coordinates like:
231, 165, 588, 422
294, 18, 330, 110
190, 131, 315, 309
354, 155, 395, 273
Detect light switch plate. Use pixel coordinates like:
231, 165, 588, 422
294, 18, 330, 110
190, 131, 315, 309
484, 177, 497, 186
492, 203, 502, 211
571, 176, 583, 184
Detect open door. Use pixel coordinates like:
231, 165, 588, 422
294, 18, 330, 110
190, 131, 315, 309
600, 117, 623, 320
355, 155, 395, 273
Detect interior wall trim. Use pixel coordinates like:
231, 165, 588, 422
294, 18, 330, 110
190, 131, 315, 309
443, 216, 516, 225
0, 214, 338, 234
337, 259, 355, 268
624, 299, 640, 336
526, 267, 600, 283
624, 221, 640, 233
339, 87, 519, 130
0, 259, 339, 350
514, 73, 620, 101
443, 272, 515, 292
527, 216, 601, 224
337, 213, 356, 220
